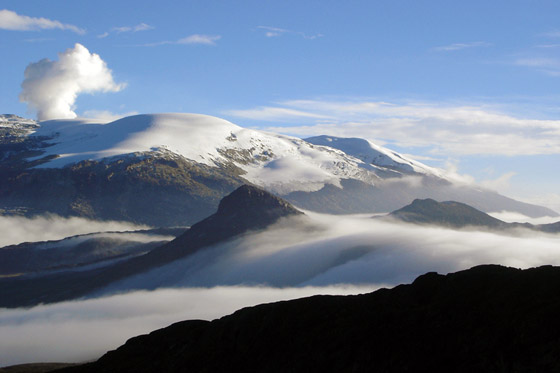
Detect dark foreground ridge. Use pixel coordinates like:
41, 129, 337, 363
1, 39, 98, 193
0, 185, 303, 308
58, 265, 560, 372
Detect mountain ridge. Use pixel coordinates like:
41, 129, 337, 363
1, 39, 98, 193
389, 198, 560, 232
54, 264, 560, 372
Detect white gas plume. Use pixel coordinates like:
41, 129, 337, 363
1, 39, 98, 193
19, 44, 125, 121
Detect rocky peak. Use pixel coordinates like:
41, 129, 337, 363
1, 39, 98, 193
144, 185, 304, 264
216, 184, 303, 221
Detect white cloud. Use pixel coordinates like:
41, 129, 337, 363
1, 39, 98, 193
177, 34, 221, 45
0, 214, 148, 247
0, 9, 84, 34
257, 25, 323, 40
114, 23, 154, 33
515, 57, 560, 76
98, 23, 154, 38
227, 106, 330, 121
144, 34, 221, 47
0, 285, 377, 366
433, 41, 492, 51
19, 43, 126, 121
479, 171, 516, 192
3, 213, 560, 365
487, 211, 560, 225
228, 99, 560, 156
81, 110, 139, 123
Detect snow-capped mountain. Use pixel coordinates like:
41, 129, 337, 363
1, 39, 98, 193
305, 135, 444, 177
26, 113, 440, 194
0, 113, 556, 225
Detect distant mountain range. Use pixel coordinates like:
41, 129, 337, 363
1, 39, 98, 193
389, 198, 560, 232
53, 264, 560, 372
1, 113, 556, 226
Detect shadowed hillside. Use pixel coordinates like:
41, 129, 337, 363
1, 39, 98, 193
57, 265, 560, 372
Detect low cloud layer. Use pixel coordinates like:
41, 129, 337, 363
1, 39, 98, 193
19, 43, 125, 120
0, 215, 148, 247
0, 9, 84, 34
106, 213, 560, 292
2, 213, 560, 366
0, 285, 376, 366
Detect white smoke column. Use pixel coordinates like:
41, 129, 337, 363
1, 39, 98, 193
19, 43, 125, 120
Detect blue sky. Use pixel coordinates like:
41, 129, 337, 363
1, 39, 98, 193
1, 0, 560, 212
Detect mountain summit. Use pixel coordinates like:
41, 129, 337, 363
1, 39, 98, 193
389, 198, 506, 228
160, 184, 304, 256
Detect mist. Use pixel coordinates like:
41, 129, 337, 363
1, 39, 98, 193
105, 211, 560, 292
2, 212, 560, 366
0, 215, 148, 247
0, 285, 378, 367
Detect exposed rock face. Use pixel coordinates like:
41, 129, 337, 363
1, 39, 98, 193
57, 265, 560, 372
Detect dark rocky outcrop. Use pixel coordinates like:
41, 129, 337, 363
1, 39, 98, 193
56, 265, 560, 372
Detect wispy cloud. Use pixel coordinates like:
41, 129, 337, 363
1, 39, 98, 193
98, 23, 154, 38
0, 214, 147, 247
536, 44, 560, 49
433, 41, 492, 52
0, 9, 85, 34
81, 110, 139, 122
228, 99, 560, 156
542, 30, 560, 38
227, 106, 330, 121
143, 34, 221, 47
257, 25, 323, 40
515, 57, 560, 76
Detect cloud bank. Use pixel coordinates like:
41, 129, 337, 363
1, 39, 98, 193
228, 99, 560, 156
0, 9, 84, 34
2, 213, 560, 366
0, 215, 148, 247
105, 213, 560, 292
0, 285, 376, 366
19, 43, 125, 121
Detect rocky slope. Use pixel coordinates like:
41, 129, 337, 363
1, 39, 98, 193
0, 185, 304, 308
56, 265, 560, 372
